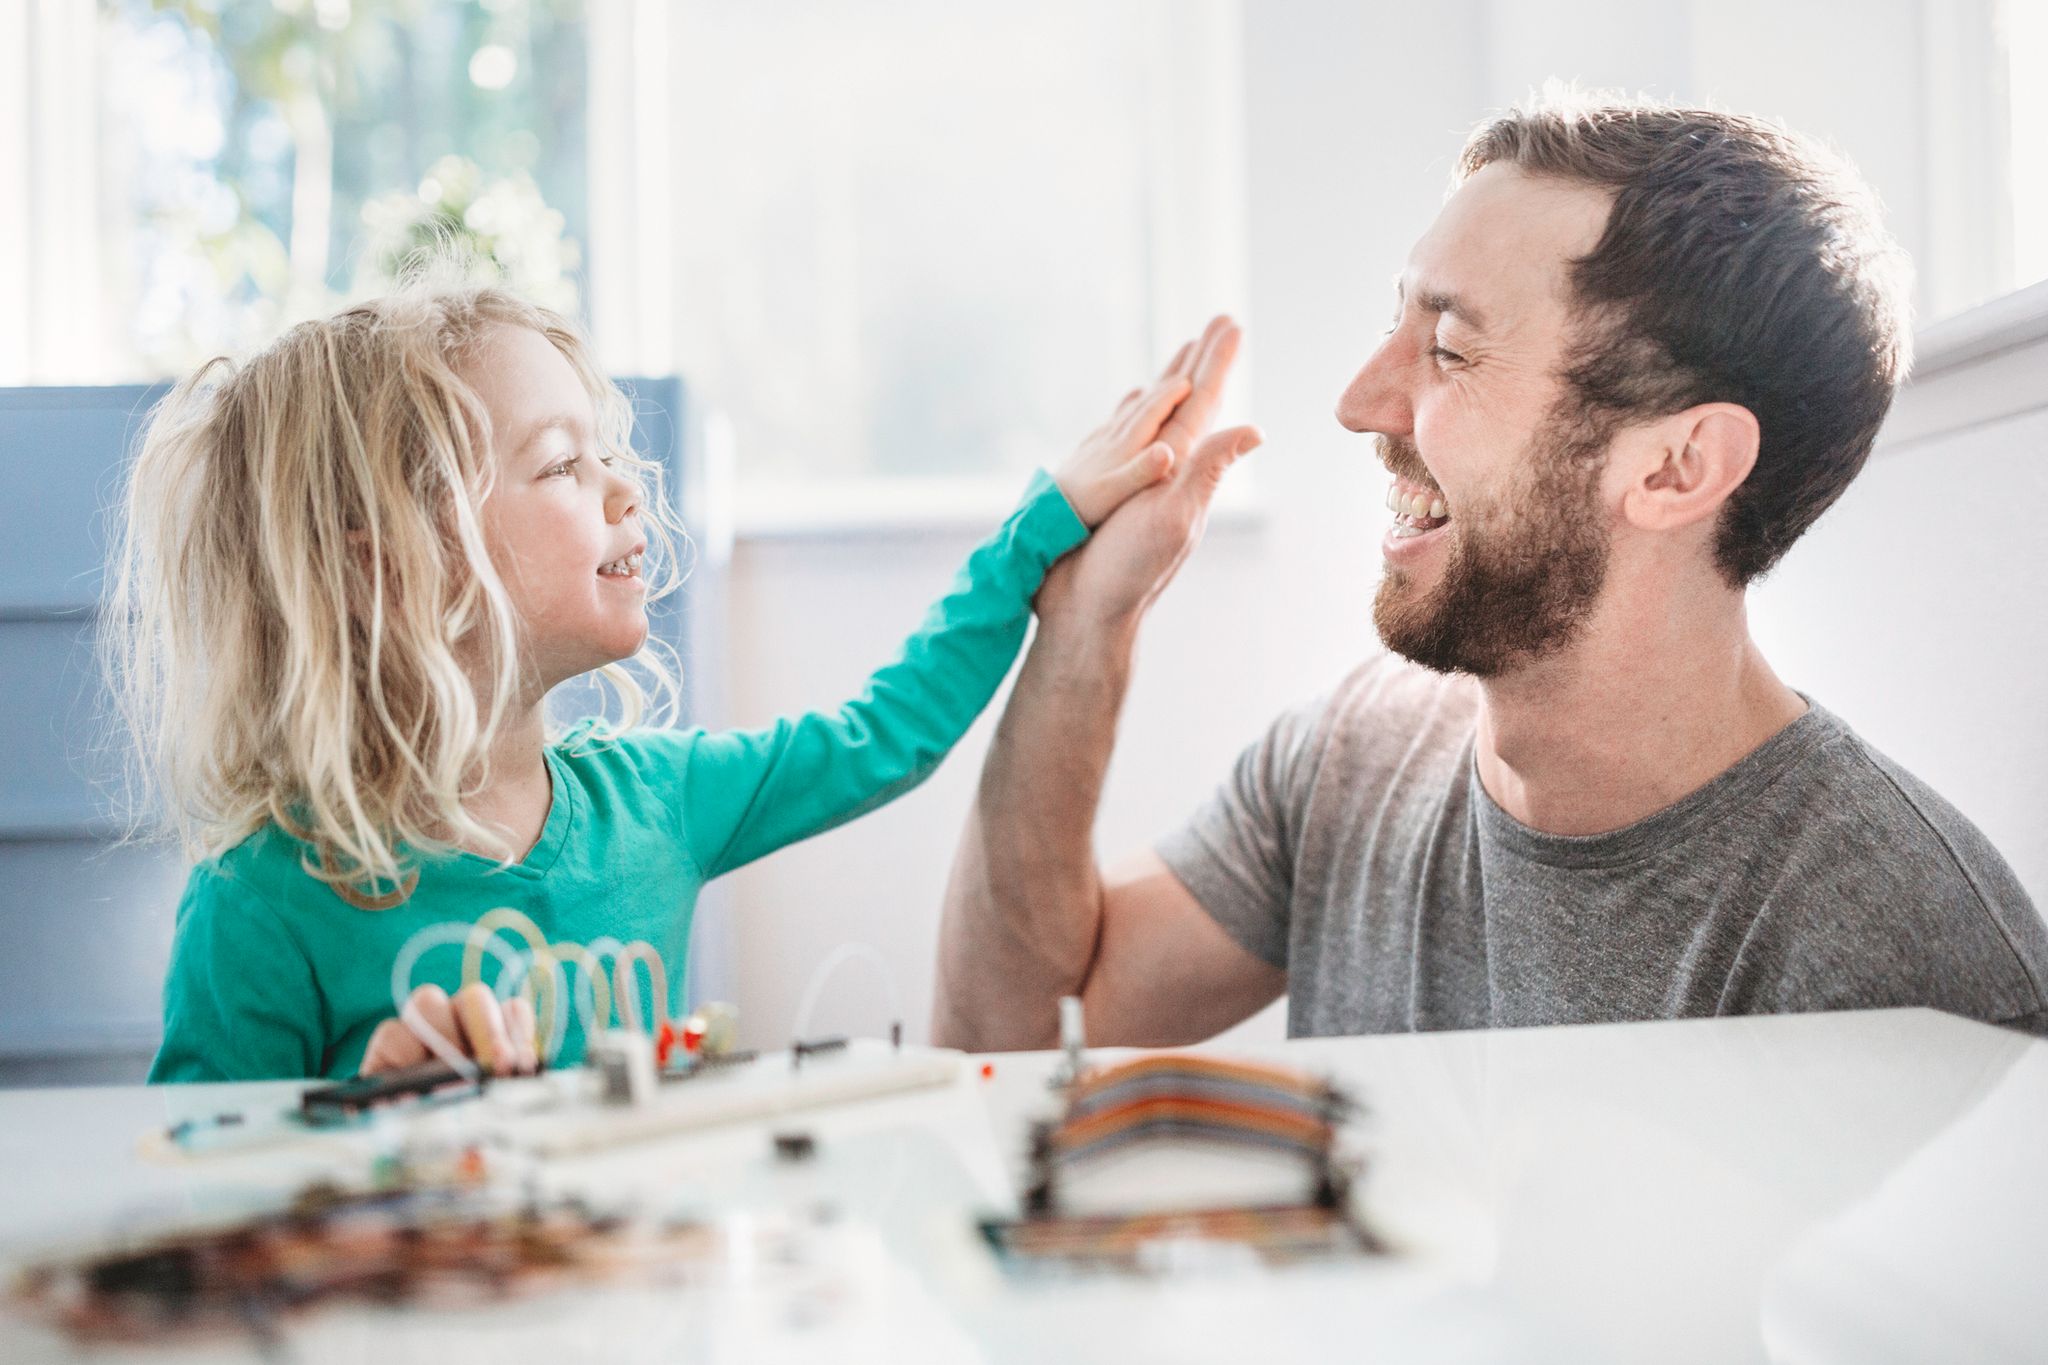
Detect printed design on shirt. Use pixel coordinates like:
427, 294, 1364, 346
392, 906, 671, 1064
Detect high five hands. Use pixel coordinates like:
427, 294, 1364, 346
1048, 316, 1260, 630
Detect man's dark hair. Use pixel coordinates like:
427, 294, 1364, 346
1459, 92, 1912, 585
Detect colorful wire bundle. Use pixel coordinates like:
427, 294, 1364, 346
1021, 1053, 1362, 1220
1048, 1054, 1347, 1166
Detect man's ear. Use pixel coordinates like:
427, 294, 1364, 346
1618, 403, 1759, 533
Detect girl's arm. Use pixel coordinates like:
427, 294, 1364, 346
675, 469, 1085, 881
666, 319, 1250, 880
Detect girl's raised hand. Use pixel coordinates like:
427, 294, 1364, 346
1054, 317, 1243, 528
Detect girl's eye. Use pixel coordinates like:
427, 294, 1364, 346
547, 456, 582, 477
1427, 343, 1465, 366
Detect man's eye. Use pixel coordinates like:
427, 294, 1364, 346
1427, 344, 1465, 366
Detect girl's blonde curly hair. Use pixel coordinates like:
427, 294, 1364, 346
104, 277, 687, 908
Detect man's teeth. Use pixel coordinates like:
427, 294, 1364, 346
598, 552, 644, 577
1383, 481, 1450, 526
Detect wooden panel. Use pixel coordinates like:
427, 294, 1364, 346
0, 385, 166, 617
0, 837, 186, 1059
0, 619, 122, 835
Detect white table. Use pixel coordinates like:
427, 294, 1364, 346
1, 1008, 2041, 1364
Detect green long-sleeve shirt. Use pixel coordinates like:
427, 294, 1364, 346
150, 471, 1086, 1082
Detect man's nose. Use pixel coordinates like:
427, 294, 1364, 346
1335, 336, 1413, 438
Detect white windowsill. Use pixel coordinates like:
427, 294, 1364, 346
718, 279, 2048, 537
1875, 279, 2048, 456
1912, 278, 2048, 377
732, 469, 1267, 542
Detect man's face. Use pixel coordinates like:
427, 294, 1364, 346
1335, 164, 1617, 678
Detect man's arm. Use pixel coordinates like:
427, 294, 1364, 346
931, 611, 1285, 1049
1087, 851, 1287, 1044
931, 319, 1283, 1050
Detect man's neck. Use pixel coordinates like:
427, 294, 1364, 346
458, 703, 553, 861
1471, 583, 1806, 837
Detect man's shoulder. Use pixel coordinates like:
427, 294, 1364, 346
1777, 707, 2029, 900
1317, 650, 1480, 734
1301, 651, 1481, 771
1742, 704, 2048, 1025
1223, 651, 1479, 843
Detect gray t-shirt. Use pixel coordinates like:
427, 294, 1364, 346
1158, 654, 2048, 1036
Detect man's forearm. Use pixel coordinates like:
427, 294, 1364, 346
932, 612, 1138, 1051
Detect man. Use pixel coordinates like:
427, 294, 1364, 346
932, 95, 2048, 1049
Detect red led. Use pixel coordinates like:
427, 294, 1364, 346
979, 1062, 995, 1080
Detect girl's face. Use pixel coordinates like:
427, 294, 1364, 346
468, 325, 648, 689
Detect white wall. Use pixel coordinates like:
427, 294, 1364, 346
710, 0, 2047, 1049
1749, 376, 2048, 908
718, 0, 1489, 1047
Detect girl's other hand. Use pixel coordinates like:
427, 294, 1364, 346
359, 982, 541, 1077
1054, 316, 1243, 528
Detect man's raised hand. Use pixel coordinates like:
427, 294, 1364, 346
1042, 316, 1262, 629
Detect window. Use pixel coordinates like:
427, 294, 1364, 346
1896, 0, 2048, 401
8, 0, 1248, 526
1917, 0, 2048, 323
3, 0, 590, 384
2001, 0, 2047, 301
586, 0, 1249, 529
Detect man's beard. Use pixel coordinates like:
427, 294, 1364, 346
1373, 407, 1612, 679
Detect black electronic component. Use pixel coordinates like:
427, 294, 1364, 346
772, 1131, 817, 1162
299, 1060, 477, 1120
789, 1034, 848, 1071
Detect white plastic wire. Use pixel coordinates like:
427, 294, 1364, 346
612, 940, 669, 1034
461, 907, 565, 1058
388, 917, 681, 1068
388, 922, 529, 1079
494, 947, 577, 1063
789, 942, 901, 1045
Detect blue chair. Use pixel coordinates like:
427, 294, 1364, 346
0, 378, 729, 1085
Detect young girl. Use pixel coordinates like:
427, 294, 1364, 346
115, 278, 1250, 1082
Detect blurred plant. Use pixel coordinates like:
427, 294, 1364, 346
356, 154, 580, 312
102, 0, 587, 373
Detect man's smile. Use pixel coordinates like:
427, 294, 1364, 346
1385, 478, 1450, 539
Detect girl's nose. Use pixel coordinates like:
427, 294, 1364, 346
604, 463, 640, 523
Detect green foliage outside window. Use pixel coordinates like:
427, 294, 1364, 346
105, 0, 587, 373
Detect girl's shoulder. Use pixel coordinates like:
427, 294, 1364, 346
185, 818, 297, 887
547, 717, 715, 821
184, 820, 377, 923
551, 717, 710, 780
175, 825, 313, 939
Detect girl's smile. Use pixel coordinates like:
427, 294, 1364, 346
465, 325, 653, 690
